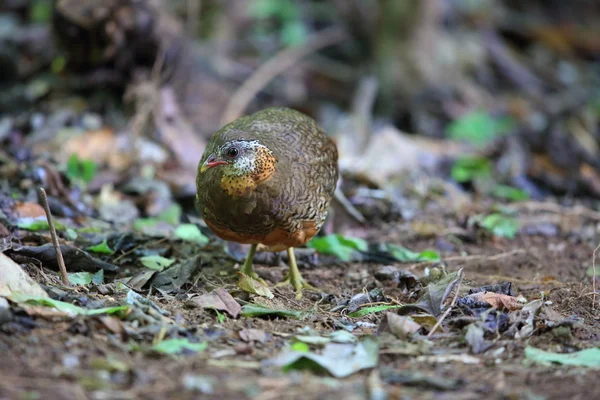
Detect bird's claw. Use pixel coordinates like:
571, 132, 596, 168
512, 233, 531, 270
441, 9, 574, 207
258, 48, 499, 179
275, 273, 316, 299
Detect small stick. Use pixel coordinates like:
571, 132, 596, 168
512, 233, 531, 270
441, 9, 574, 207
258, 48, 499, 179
221, 27, 347, 125
427, 268, 464, 337
38, 187, 69, 285
593, 244, 599, 311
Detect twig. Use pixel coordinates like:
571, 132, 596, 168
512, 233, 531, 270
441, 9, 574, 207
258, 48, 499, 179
186, 0, 201, 38
220, 27, 347, 125
410, 249, 526, 271
38, 188, 69, 285
334, 187, 366, 225
427, 268, 464, 337
593, 244, 599, 310
514, 201, 600, 221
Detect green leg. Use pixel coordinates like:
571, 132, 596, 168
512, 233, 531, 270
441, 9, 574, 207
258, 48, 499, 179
275, 247, 316, 299
240, 243, 258, 278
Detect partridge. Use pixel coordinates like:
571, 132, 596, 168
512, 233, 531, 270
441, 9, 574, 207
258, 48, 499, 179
196, 107, 338, 297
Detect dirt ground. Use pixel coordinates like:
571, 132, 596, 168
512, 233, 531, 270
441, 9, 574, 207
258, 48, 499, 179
2, 206, 599, 400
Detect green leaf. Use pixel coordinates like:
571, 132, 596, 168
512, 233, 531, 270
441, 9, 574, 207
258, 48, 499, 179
451, 156, 492, 183
157, 204, 182, 225
481, 213, 520, 239
348, 304, 404, 318
68, 272, 93, 286
291, 342, 310, 352
66, 153, 97, 185
9, 294, 129, 317
308, 234, 367, 262
281, 20, 307, 47
30, 0, 52, 23
139, 255, 175, 271
174, 224, 208, 245
491, 185, 529, 201
525, 347, 600, 368
386, 244, 440, 263
92, 269, 104, 285
446, 110, 514, 146
151, 338, 207, 355
16, 219, 49, 231
51, 55, 67, 74
241, 304, 302, 319
211, 308, 226, 323
86, 239, 114, 255
65, 228, 78, 240
586, 266, 600, 277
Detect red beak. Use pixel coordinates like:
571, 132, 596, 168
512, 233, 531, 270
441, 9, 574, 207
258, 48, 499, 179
201, 155, 228, 173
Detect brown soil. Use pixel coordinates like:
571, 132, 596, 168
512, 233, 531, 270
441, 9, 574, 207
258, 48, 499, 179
1, 210, 599, 400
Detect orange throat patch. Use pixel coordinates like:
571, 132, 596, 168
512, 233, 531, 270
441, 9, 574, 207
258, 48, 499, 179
220, 147, 276, 197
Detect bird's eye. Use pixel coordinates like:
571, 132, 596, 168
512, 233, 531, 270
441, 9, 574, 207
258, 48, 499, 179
226, 147, 239, 158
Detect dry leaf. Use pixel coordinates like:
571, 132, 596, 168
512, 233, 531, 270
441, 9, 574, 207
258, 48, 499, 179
472, 292, 523, 311
13, 202, 46, 219
239, 328, 269, 344
237, 273, 274, 299
193, 288, 242, 318
385, 312, 421, 339
0, 253, 48, 298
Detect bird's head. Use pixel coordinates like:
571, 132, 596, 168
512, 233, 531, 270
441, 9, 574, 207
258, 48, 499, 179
199, 139, 277, 184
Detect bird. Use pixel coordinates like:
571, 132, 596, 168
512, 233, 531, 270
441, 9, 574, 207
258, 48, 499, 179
196, 107, 338, 298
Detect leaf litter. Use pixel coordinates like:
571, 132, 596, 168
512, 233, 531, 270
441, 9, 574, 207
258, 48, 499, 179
2, 1, 600, 398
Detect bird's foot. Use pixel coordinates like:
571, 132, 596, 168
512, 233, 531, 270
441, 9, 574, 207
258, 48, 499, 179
239, 266, 268, 285
275, 273, 316, 299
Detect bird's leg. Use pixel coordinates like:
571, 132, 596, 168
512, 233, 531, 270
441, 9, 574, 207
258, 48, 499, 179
240, 244, 262, 280
276, 247, 316, 298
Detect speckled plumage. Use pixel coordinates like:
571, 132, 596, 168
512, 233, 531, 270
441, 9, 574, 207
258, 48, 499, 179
196, 107, 338, 251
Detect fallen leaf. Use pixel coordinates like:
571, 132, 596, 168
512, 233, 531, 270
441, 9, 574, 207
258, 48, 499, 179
398, 269, 463, 317
415, 354, 481, 364
384, 313, 421, 339
329, 330, 357, 343
13, 202, 46, 219
140, 255, 175, 271
9, 294, 129, 318
470, 292, 523, 311
386, 244, 440, 262
525, 347, 600, 368
241, 304, 302, 319
93, 315, 126, 336
238, 273, 274, 298
348, 304, 404, 318
294, 335, 331, 345
86, 239, 114, 255
151, 338, 207, 355
308, 234, 367, 261
0, 253, 48, 298
193, 288, 242, 318
239, 328, 269, 344
174, 224, 209, 245
268, 337, 379, 378
465, 323, 492, 354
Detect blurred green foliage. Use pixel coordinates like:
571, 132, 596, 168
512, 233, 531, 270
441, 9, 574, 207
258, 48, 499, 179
451, 156, 492, 183
66, 153, 97, 187
308, 234, 368, 261
250, 0, 307, 47
446, 110, 515, 146
29, 0, 52, 23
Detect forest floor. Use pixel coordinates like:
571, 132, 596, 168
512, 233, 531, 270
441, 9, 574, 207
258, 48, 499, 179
1, 197, 599, 400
